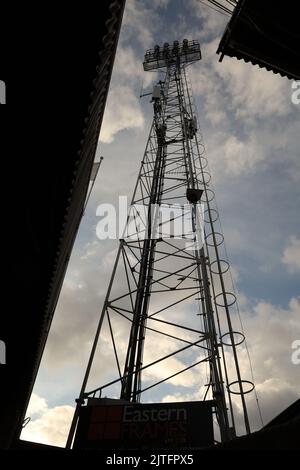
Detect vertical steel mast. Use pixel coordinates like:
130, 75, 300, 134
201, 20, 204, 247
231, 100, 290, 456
67, 40, 253, 448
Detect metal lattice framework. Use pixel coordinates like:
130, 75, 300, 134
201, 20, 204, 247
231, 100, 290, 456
67, 39, 254, 447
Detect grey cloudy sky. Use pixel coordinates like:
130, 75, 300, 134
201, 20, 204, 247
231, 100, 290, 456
21, 0, 300, 446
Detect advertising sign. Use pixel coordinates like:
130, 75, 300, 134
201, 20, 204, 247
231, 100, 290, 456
73, 399, 214, 450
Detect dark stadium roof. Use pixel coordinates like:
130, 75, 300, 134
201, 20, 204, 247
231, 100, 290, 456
217, 0, 300, 80
0, 1, 126, 449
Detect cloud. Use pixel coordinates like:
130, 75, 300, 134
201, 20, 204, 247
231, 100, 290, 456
99, 42, 156, 144
234, 296, 300, 431
142, 328, 200, 388
221, 134, 265, 176
99, 1, 162, 145
99, 85, 145, 144
211, 49, 291, 120
113, 45, 155, 87
189, 36, 292, 125
194, 129, 267, 179
122, 0, 156, 49
188, 0, 229, 39
152, 0, 170, 8
161, 296, 300, 434
21, 394, 74, 447
282, 236, 300, 273
26, 393, 48, 417
162, 388, 205, 404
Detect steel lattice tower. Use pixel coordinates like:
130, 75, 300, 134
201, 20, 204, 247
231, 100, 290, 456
67, 40, 254, 448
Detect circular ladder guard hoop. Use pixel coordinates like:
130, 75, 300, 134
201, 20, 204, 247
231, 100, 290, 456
210, 259, 230, 276
205, 231, 224, 247
198, 171, 211, 185
204, 208, 219, 224
196, 156, 208, 169
201, 188, 215, 203
228, 380, 255, 395
220, 331, 245, 347
214, 291, 237, 307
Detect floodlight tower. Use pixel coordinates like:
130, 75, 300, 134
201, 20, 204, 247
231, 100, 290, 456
67, 40, 254, 448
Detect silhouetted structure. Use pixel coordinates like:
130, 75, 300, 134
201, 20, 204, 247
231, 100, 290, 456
0, 0, 126, 449
217, 0, 300, 80
67, 40, 254, 450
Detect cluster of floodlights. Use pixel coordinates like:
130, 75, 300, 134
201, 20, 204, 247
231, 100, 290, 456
143, 39, 201, 71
